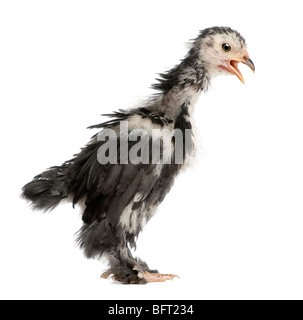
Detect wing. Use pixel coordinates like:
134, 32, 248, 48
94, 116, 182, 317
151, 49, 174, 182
68, 114, 160, 226
67, 103, 194, 227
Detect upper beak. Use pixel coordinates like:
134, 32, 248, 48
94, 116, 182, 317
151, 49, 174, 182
243, 57, 255, 73
229, 53, 255, 84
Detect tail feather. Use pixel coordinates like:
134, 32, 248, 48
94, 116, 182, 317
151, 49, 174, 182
22, 165, 70, 211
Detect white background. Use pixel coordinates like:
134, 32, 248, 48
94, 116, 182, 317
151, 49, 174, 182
1, 0, 303, 300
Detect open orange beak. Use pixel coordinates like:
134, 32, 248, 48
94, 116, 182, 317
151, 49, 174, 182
220, 51, 255, 84
228, 56, 255, 84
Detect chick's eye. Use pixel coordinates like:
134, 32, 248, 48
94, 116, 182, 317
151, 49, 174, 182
222, 43, 231, 52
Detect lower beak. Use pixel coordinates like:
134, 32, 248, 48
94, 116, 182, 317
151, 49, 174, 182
229, 56, 255, 84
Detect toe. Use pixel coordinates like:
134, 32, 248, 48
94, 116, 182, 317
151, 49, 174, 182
144, 272, 180, 283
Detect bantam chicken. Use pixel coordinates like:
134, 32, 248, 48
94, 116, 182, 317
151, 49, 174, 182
22, 26, 254, 284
